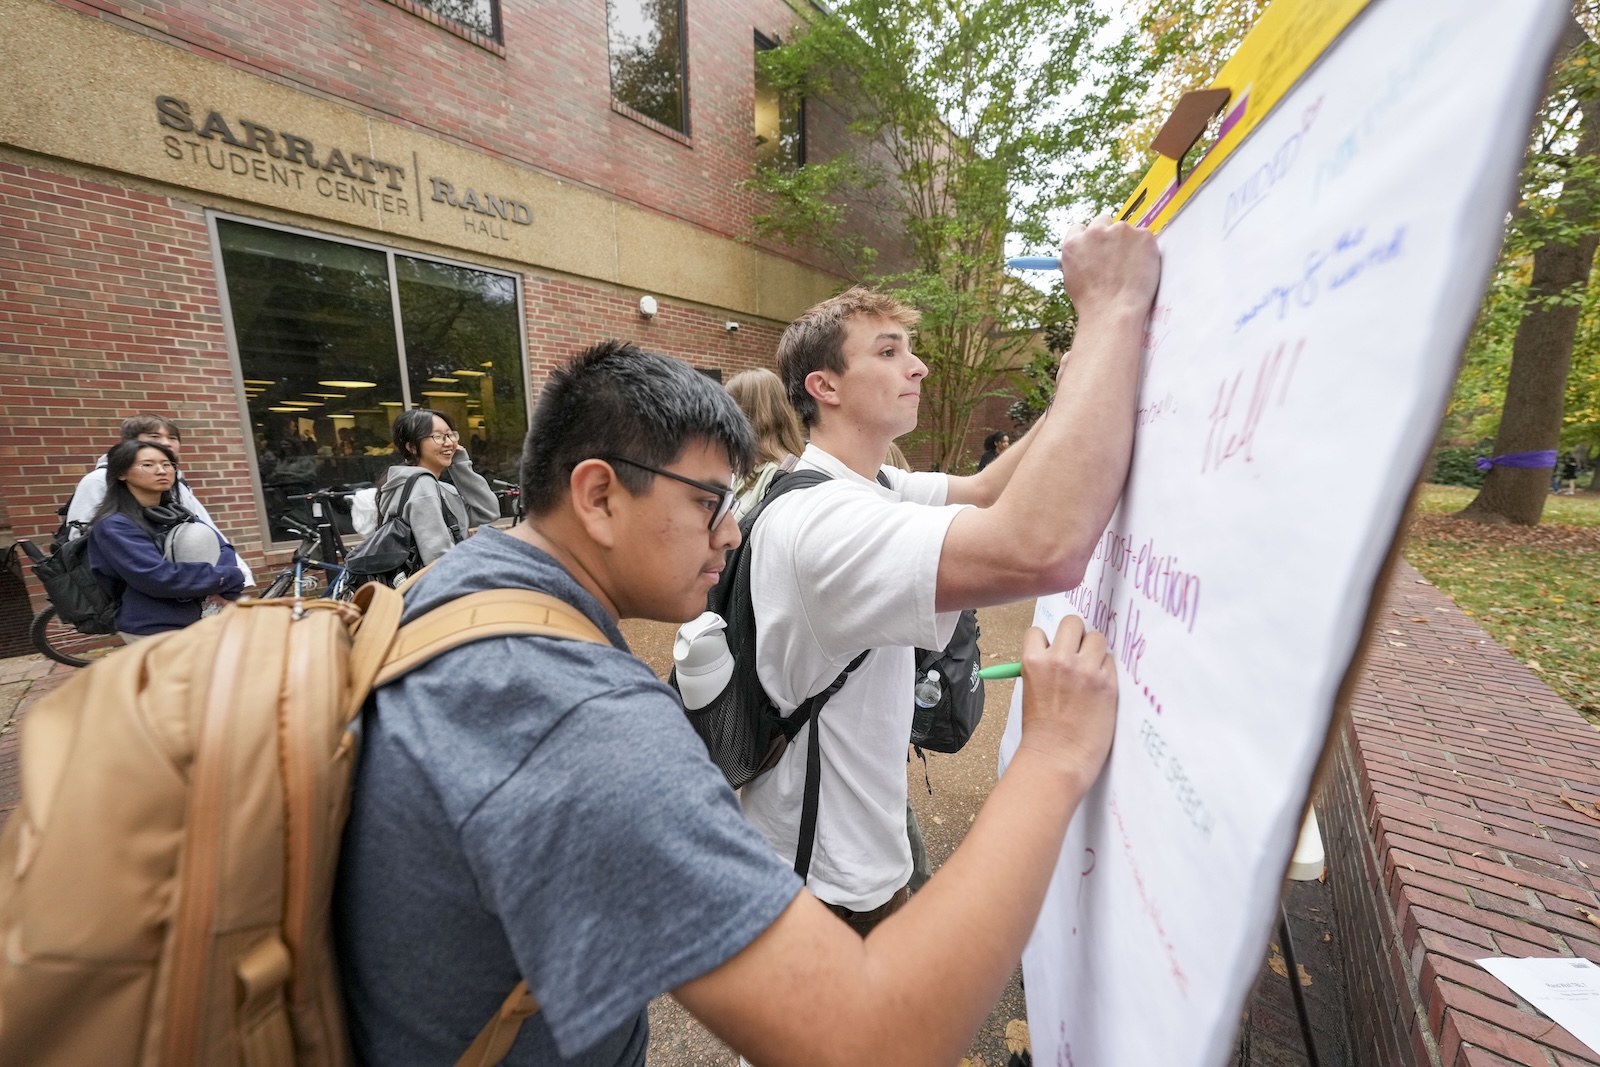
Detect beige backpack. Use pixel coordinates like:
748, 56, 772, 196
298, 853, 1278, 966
0, 581, 608, 1066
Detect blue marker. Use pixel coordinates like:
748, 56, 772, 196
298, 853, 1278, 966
1006, 256, 1061, 271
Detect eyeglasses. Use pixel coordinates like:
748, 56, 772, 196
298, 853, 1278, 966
601, 456, 738, 531
134, 461, 176, 473
427, 431, 461, 445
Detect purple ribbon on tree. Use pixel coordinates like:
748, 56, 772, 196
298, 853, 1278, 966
1475, 450, 1558, 471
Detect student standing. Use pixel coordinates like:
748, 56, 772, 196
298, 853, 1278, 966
374, 408, 500, 568
739, 217, 1159, 932
334, 341, 1122, 1067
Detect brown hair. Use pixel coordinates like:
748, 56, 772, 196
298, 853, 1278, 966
776, 287, 921, 428
120, 413, 181, 441
725, 369, 805, 471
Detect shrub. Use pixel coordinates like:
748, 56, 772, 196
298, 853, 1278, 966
1431, 446, 1492, 487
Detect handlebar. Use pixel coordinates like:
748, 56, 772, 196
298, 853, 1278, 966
284, 486, 368, 503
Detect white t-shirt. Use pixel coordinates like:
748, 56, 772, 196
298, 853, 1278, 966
740, 444, 968, 910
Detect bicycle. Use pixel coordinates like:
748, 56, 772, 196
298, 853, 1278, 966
15, 537, 123, 668
491, 478, 526, 524
258, 489, 359, 600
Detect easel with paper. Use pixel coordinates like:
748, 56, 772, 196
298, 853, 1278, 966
996, 3, 1568, 1064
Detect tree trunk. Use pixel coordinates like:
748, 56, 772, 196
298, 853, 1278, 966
1459, 20, 1598, 525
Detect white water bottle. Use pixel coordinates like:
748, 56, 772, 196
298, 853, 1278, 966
674, 611, 734, 710
914, 669, 943, 709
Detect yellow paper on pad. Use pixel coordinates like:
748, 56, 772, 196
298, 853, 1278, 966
1120, 0, 1377, 233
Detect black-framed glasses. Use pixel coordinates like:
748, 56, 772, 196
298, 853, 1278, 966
601, 455, 738, 531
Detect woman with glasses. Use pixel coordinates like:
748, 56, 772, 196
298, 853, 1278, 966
87, 440, 246, 643
375, 408, 500, 569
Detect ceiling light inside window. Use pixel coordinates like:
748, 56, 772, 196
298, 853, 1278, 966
318, 380, 377, 389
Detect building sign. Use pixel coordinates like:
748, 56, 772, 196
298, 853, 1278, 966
153, 95, 535, 238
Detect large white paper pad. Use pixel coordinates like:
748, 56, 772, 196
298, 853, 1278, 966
1478, 957, 1600, 1056
996, 2, 1568, 1065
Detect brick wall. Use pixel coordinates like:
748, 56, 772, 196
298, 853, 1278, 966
1320, 561, 1600, 1067
0, 158, 790, 587
50, 0, 884, 276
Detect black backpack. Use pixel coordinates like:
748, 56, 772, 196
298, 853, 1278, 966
21, 531, 118, 635
673, 469, 864, 789
910, 608, 985, 754
345, 474, 462, 583
672, 466, 983, 880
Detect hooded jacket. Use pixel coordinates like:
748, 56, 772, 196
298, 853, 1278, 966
375, 451, 499, 567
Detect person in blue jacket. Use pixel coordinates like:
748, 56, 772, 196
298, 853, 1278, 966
88, 440, 246, 643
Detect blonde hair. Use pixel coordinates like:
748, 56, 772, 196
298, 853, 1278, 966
776, 287, 921, 428
726, 368, 806, 472
883, 441, 910, 471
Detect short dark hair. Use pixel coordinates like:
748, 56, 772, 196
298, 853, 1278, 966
520, 341, 756, 515
121, 413, 181, 441
776, 287, 921, 428
95, 439, 179, 536
392, 408, 454, 463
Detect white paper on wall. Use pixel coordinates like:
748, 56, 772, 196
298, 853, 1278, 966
996, 3, 1568, 1065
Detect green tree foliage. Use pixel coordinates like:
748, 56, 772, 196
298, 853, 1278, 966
745, 0, 1150, 470
1117, 0, 1271, 176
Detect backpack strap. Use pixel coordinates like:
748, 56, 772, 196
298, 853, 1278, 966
784, 648, 871, 881
455, 980, 540, 1067
375, 588, 610, 687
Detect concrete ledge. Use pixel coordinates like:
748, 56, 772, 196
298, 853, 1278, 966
1323, 560, 1600, 1067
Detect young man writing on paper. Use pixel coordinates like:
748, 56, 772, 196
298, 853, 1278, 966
335, 339, 1123, 1066
740, 216, 1160, 930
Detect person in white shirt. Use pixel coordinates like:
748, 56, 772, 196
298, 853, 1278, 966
65, 413, 255, 588
741, 217, 1159, 930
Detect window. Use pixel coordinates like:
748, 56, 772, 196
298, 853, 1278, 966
754, 33, 802, 170
411, 0, 500, 41
608, 0, 689, 134
213, 217, 527, 543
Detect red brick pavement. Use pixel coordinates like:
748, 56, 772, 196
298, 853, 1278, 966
1324, 560, 1600, 1067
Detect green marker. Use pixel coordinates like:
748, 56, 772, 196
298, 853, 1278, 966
977, 661, 1022, 680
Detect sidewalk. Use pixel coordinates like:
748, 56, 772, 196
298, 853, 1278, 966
0, 653, 72, 820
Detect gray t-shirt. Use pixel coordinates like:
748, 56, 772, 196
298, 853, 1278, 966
334, 527, 801, 1065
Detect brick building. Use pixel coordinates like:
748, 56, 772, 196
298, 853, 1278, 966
0, 0, 894, 580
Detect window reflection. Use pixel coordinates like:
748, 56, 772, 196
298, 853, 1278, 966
608, 0, 688, 133
754, 33, 802, 170
216, 219, 526, 542
397, 256, 526, 496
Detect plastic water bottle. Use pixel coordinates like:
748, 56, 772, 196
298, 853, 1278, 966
673, 611, 734, 710
914, 669, 943, 709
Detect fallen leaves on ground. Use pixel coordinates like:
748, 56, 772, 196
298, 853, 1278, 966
1404, 511, 1600, 724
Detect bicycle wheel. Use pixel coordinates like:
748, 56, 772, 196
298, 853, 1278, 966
259, 567, 325, 599
30, 606, 122, 667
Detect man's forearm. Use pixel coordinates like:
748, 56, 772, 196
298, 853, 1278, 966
677, 746, 1092, 1067
1004, 305, 1148, 559
946, 409, 1045, 507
